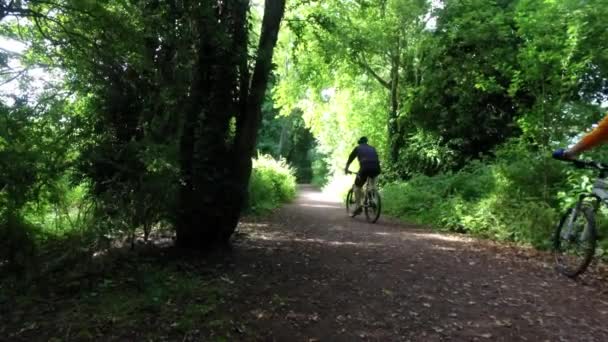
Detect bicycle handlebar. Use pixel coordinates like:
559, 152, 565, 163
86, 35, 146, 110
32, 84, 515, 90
557, 158, 608, 170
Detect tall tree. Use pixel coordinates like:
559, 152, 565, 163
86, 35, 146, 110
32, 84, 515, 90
409, 0, 522, 165
2, 0, 287, 249
176, 0, 287, 248
277, 0, 430, 165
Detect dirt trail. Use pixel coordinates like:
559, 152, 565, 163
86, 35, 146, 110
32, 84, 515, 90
229, 185, 608, 341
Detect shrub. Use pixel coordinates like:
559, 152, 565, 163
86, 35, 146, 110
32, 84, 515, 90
0, 211, 39, 276
310, 150, 330, 187
382, 140, 566, 248
247, 154, 297, 214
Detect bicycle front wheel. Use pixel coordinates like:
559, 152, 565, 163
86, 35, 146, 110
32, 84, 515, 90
553, 206, 597, 278
364, 190, 381, 223
346, 188, 355, 215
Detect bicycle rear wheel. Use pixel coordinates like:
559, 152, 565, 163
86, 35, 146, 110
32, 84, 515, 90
364, 190, 381, 223
553, 206, 597, 278
346, 188, 355, 215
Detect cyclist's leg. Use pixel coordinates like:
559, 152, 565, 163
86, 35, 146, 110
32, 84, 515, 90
366, 168, 380, 198
367, 176, 377, 191
354, 171, 366, 209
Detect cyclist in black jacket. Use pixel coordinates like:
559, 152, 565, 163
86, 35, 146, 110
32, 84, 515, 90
344, 137, 381, 217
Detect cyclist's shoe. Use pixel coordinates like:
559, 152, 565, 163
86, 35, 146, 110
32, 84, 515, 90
553, 148, 575, 160
350, 206, 363, 217
552, 148, 566, 160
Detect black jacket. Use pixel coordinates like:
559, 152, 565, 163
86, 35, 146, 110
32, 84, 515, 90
346, 143, 380, 170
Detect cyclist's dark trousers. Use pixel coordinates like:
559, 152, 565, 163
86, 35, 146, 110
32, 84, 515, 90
355, 167, 380, 187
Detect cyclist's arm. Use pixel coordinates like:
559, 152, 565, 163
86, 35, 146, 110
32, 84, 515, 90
345, 147, 358, 171
567, 114, 608, 157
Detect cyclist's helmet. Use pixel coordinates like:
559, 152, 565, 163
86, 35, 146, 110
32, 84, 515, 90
358, 136, 368, 144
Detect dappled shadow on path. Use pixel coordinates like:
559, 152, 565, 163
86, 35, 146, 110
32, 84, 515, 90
226, 185, 608, 341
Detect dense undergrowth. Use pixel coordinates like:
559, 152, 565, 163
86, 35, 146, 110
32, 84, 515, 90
1, 249, 242, 341
1, 153, 295, 339
247, 155, 297, 214
381, 140, 608, 250
0, 154, 296, 281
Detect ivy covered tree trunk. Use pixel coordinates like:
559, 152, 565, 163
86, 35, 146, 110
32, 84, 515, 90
388, 44, 402, 165
175, 0, 286, 249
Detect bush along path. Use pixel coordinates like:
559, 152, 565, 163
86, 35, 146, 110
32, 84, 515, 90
4, 185, 608, 341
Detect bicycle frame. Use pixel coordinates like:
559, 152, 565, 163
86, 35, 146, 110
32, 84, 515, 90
579, 170, 608, 209
347, 170, 377, 206
591, 172, 608, 203
356, 179, 377, 204
347, 170, 376, 196
552, 157, 608, 276
363, 177, 377, 196
565, 169, 608, 237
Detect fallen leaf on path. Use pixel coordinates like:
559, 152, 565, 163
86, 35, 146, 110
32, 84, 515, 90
220, 276, 234, 284
309, 313, 320, 322
17, 322, 38, 334
495, 319, 512, 327
285, 311, 297, 320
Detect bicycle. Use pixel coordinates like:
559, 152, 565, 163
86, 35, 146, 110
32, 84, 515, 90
345, 170, 381, 223
552, 158, 608, 277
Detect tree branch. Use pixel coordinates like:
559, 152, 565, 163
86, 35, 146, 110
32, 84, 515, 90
0, 68, 27, 85
235, 0, 286, 161
355, 52, 390, 89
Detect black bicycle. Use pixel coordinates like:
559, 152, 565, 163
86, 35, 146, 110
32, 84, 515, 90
553, 158, 608, 277
345, 170, 381, 223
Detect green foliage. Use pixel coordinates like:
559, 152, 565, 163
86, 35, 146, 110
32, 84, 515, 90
0, 95, 83, 273
247, 154, 297, 214
270, 0, 608, 253
382, 140, 566, 248
2, 0, 288, 250
274, 0, 410, 173
1, 0, 608, 268
257, 102, 316, 183
277, 0, 608, 181
310, 149, 330, 187
408, 0, 522, 163
388, 129, 459, 178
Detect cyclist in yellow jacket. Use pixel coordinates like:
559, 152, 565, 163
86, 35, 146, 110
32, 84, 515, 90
554, 115, 608, 159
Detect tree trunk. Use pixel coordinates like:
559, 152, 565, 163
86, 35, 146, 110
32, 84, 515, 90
234, 0, 286, 195
175, 0, 286, 249
388, 42, 402, 164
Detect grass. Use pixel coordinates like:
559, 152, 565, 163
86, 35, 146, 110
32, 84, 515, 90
1, 249, 245, 341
